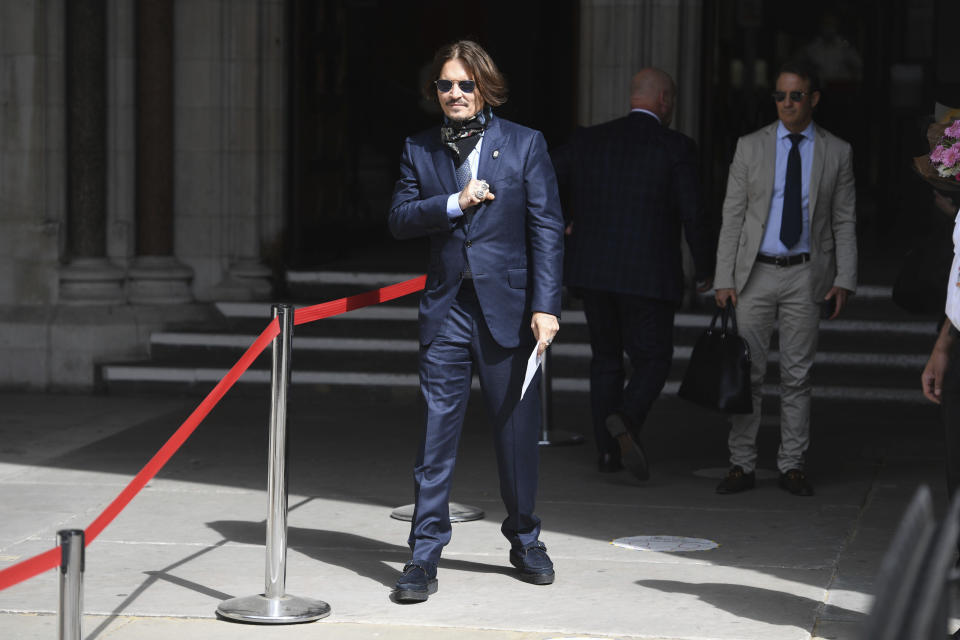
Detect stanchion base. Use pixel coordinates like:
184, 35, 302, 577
217, 593, 330, 624
390, 502, 485, 523
538, 430, 585, 447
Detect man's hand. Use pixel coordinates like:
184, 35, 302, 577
696, 276, 714, 294
823, 287, 850, 320
715, 287, 737, 308
923, 322, 956, 404
458, 178, 495, 211
531, 312, 559, 357
923, 348, 951, 404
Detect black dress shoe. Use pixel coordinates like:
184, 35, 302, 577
779, 469, 814, 496
509, 541, 555, 585
605, 413, 649, 480
597, 451, 623, 473
393, 562, 437, 603
715, 465, 755, 494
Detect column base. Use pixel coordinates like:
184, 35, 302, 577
209, 260, 272, 301
127, 256, 194, 305
59, 258, 126, 305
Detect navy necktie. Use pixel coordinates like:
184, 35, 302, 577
780, 133, 804, 249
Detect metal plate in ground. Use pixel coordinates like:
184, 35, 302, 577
612, 535, 718, 552
390, 502, 485, 523
693, 467, 778, 480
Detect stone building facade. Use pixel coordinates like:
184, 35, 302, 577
1, 0, 703, 389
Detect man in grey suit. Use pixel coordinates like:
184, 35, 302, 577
714, 61, 857, 496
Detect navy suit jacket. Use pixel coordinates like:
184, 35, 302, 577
389, 115, 564, 349
553, 111, 714, 303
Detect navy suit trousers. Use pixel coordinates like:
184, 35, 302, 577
409, 284, 542, 569
581, 289, 675, 456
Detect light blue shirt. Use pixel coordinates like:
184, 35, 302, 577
446, 136, 484, 218
759, 121, 816, 256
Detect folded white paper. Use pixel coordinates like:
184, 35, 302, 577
520, 343, 543, 400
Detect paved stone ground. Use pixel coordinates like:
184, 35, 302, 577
0, 386, 951, 639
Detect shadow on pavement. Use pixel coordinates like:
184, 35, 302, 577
637, 578, 866, 627
206, 520, 516, 590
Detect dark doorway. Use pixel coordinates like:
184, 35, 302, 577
701, 0, 960, 277
287, 0, 578, 270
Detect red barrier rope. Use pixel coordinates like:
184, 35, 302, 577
0, 275, 426, 592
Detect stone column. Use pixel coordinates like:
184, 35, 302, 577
175, 0, 274, 301
127, 0, 193, 303
577, 0, 703, 139
220, 0, 273, 300
59, 0, 126, 304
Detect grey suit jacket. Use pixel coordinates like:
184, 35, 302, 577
714, 121, 857, 301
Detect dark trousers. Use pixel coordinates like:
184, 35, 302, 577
409, 285, 542, 570
581, 289, 675, 456
942, 337, 960, 498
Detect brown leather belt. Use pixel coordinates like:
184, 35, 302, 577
756, 253, 810, 267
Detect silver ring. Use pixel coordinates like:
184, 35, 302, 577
474, 180, 488, 200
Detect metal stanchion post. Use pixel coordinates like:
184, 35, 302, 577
538, 347, 584, 446
218, 304, 330, 624
58, 529, 84, 640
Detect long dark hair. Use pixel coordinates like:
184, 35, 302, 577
423, 40, 508, 108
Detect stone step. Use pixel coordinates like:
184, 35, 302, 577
97, 271, 938, 403
145, 331, 929, 373
213, 301, 940, 351
98, 360, 924, 404
284, 271, 928, 320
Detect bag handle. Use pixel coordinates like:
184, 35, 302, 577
724, 304, 739, 337
708, 306, 724, 334
710, 304, 740, 337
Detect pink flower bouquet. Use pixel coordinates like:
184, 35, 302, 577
930, 120, 960, 181
914, 119, 960, 192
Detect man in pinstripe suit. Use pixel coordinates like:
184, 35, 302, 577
553, 68, 715, 480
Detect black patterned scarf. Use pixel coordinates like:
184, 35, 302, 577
440, 107, 491, 166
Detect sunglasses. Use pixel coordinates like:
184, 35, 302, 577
435, 79, 476, 94
772, 91, 809, 102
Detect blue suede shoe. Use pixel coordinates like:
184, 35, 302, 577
509, 542, 555, 585
393, 562, 437, 603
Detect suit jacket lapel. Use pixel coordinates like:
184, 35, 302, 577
477, 117, 506, 191
429, 132, 458, 195
468, 117, 507, 231
808, 125, 826, 221
757, 122, 778, 222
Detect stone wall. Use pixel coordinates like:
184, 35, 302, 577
0, 0, 282, 389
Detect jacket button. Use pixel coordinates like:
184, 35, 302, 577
465, 240, 472, 248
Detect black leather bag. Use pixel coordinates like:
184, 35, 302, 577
678, 306, 753, 414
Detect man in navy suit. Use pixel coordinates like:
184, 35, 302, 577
553, 68, 714, 480
388, 40, 564, 603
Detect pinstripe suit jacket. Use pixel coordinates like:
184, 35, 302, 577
553, 112, 714, 303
